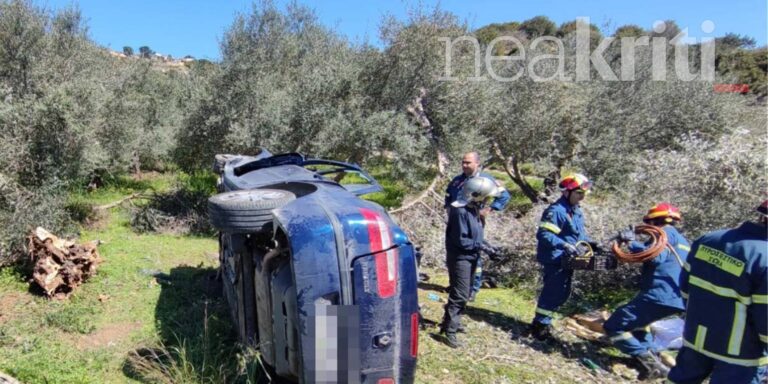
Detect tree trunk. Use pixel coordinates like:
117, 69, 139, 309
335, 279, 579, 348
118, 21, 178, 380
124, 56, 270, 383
491, 142, 540, 204
407, 87, 448, 177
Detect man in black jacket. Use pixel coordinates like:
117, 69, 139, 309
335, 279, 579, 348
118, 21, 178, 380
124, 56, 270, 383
440, 176, 502, 348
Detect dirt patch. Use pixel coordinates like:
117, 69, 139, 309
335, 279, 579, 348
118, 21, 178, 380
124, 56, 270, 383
0, 292, 24, 325
74, 321, 142, 350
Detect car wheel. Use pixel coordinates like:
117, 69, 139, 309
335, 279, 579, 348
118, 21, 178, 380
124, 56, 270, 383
208, 189, 296, 233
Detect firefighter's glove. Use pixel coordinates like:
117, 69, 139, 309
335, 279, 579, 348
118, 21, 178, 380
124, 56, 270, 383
617, 226, 636, 243
563, 243, 580, 257
480, 241, 501, 261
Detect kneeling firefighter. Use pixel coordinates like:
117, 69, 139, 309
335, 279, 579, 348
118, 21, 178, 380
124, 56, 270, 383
440, 176, 503, 348
604, 203, 691, 380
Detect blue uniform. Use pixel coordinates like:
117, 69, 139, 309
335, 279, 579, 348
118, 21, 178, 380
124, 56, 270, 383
668, 221, 768, 384
445, 172, 510, 297
603, 225, 690, 356
533, 196, 591, 325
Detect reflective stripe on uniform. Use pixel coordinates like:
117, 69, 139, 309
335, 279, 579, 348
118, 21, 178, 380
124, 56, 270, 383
682, 340, 768, 367
683, 262, 691, 272
753, 294, 768, 304
688, 275, 752, 305
681, 291, 689, 299
728, 302, 747, 355
609, 332, 634, 342
678, 244, 691, 252
695, 325, 707, 349
538, 222, 561, 234
760, 334, 768, 343
535, 307, 558, 317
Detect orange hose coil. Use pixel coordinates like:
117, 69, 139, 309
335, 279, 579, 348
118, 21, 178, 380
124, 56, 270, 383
611, 225, 668, 263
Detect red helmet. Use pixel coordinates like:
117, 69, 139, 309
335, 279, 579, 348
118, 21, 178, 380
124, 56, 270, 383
643, 202, 682, 223
558, 173, 592, 192
758, 200, 768, 216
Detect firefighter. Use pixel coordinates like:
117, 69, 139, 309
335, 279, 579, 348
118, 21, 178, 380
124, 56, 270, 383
667, 201, 768, 384
527, 173, 593, 341
603, 203, 691, 380
445, 152, 510, 302
440, 176, 503, 348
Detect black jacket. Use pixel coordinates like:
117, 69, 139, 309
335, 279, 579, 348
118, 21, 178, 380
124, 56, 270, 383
445, 205, 484, 258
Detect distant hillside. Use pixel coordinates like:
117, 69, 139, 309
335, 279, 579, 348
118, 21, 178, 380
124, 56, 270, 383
474, 16, 767, 97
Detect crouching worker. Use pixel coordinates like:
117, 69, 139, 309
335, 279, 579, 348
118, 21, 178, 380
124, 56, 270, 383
527, 174, 593, 341
603, 203, 690, 380
440, 176, 503, 348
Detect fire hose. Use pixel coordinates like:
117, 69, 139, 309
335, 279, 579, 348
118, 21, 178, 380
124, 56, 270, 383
610, 224, 678, 264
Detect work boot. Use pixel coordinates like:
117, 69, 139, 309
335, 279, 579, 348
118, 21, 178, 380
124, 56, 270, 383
444, 332, 463, 349
525, 321, 553, 341
635, 351, 670, 380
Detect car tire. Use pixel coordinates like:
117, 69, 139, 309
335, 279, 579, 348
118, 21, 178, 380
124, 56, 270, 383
209, 189, 296, 233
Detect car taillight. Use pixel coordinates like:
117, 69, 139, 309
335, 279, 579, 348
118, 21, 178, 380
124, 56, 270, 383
360, 208, 398, 299
410, 312, 419, 357
377, 379, 394, 384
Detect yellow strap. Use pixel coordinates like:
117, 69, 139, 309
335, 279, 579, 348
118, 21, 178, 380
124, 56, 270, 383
538, 221, 561, 235
683, 262, 691, 272
682, 340, 768, 367
689, 275, 752, 305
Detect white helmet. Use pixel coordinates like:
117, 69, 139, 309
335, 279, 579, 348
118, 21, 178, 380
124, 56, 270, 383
451, 176, 503, 208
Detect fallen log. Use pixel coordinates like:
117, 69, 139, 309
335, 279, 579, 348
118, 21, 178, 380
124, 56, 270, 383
27, 227, 102, 299
572, 310, 610, 334
94, 192, 141, 210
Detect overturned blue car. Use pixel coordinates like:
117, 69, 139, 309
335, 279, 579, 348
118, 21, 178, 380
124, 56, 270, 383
209, 150, 419, 383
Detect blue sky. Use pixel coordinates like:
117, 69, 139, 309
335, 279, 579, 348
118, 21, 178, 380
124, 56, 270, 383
41, 0, 768, 61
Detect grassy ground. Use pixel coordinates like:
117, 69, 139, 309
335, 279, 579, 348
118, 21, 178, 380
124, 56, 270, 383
415, 271, 651, 384
0, 172, 650, 383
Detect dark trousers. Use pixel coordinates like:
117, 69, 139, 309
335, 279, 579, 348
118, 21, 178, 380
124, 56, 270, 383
668, 347, 767, 384
441, 251, 478, 334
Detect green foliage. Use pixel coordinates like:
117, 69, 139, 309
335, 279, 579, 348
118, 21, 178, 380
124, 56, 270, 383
139, 45, 153, 58
0, 0, 204, 265
44, 301, 99, 334
474, 21, 520, 45
64, 200, 95, 223
175, 1, 433, 184
131, 172, 216, 235
519, 15, 557, 38
613, 24, 646, 38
